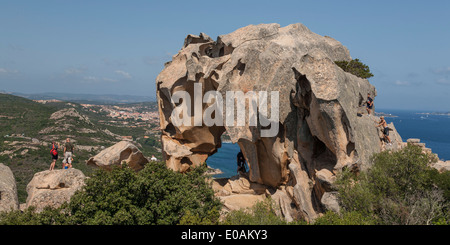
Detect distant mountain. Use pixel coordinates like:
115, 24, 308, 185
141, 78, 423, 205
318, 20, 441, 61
11, 92, 156, 104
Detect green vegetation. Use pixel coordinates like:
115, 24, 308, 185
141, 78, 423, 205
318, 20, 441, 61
1, 145, 449, 225
333, 144, 449, 225
0, 94, 54, 138
0, 162, 222, 225
218, 145, 450, 225
221, 198, 296, 225
335, 58, 374, 79
313, 211, 377, 225
0, 94, 161, 203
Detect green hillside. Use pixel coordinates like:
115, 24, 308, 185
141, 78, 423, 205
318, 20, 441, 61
0, 94, 161, 203
0, 94, 54, 138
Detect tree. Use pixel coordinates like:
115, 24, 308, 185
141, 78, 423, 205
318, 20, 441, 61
0, 162, 222, 225
335, 59, 374, 79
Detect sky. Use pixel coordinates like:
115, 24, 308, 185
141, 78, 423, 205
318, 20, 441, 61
0, 0, 449, 111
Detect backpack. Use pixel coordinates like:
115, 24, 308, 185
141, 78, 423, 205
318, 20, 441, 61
50, 144, 58, 156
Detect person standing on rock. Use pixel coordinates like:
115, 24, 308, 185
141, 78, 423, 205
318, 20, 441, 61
366, 93, 374, 115
62, 138, 74, 169
375, 116, 392, 145
49, 141, 60, 171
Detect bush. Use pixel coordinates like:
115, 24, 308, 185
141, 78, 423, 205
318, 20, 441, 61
0, 206, 68, 225
66, 162, 222, 225
0, 162, 222, 225
313, 211, 377, 225
221, 198, 292, 225
335, 145, 449, 225
335, 59, 374, 79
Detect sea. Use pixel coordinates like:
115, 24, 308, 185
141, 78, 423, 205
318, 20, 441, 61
206, 109, 450, 178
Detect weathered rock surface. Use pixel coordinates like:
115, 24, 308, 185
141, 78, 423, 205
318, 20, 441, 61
156, 23, 404, 221
321, 191, 341, 214
25, 168, 85, 212
408, 138, 450, 172
0, 163, 19, 212
86, 141, 149, 171
218, 194, 266, 213
432, 160, 450, 172
50, 108, 91, 123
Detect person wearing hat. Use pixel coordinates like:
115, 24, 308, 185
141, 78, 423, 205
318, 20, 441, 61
375, 116, 391, 145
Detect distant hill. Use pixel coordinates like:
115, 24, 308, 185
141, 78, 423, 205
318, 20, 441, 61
11, 92, 156, 104
0, 94, 161, 203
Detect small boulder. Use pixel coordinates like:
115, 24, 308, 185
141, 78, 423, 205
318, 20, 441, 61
218, 194, 266, 212
431, 160, 450, 173
0, 163, 19, 212
86, 141, 149, 171
407, 138, 421, 144
321, 191, 341, 214
26, 168, 86, 212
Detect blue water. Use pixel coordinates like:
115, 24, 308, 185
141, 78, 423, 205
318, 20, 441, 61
206, 142, 243, 178
207, 109, 450, 178
381, 109, 450, 161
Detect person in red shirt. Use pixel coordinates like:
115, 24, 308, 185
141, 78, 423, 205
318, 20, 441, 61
49, 141, 60, 171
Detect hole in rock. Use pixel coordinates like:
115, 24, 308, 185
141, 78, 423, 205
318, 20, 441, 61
346, 142, 355, 157
165, 123, 177, 136
312, 136, 337, 170
181, 157, 193, 167
206, 140, 243, 179
236, 60, 246, 76
202, 126, 249, 179
119, 148, 132, 163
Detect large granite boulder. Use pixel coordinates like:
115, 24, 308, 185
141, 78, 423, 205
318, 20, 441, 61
0, 163, 19, 212
156, 23, 404, 221
86, 141, 149, 171
25, 168, 85, 212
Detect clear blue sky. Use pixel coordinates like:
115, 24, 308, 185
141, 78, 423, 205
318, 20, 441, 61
1, 0, 449, 111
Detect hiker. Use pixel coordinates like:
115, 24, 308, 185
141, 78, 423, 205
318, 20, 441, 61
236, 150, 247, 174
49, 141, 59, 171
375, 116, 392, 145
366, 93, 374, 115
62, 138, 74, 169
150, 155, 157, 161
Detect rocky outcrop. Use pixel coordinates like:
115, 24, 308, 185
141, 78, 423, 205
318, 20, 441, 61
212, 174, 266, 213
156, 23, 404, 221
407, 138, 450, 172
50, 108, 91, 123
0, 163, 19, 212
25, 168, 85, 212
86, 141, 149, 171
432, 160, 450, 172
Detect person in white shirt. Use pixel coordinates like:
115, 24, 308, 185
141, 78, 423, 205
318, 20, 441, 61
150, 155, 157, 161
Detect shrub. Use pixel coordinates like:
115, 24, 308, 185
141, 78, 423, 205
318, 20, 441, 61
335, 59, 374, 79
0, 162, 222, 225
335, 144, 449, 225
313, 211, 377, 225
221, 198, 291, 225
